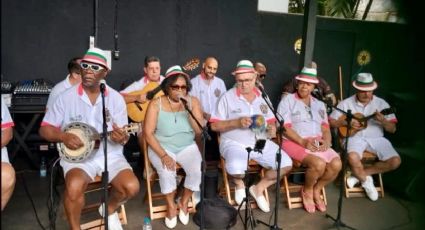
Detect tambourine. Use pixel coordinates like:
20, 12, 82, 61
249, 114, 267, 133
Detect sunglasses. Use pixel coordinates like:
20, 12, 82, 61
80, 62, 105, 72
259, 74, 266, 79
236, 78, 254, 84
170, 84, 187, 91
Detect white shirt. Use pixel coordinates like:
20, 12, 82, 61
120, 75, 164, 94
210, 87, 276, 146
41, 83, 128, 160
46, 74, 73, 109
1, 97, 14, 162
277, 93, 328, 138
190, 74, 226, 115
329, 95, 397, 138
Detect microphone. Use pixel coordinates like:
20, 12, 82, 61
178, 94, 188, 104
311, 87, 322, 100
255, 80, 265, 92
100, 79, 106, 93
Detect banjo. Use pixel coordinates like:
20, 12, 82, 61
57, 122, 141, 163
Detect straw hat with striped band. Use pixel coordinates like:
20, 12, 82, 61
352, 73, 378, 91
295, 67, 319, 84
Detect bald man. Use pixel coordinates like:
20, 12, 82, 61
190, 57, 226, 163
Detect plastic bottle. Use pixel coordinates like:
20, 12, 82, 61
143, 217, 152, 230
40, 157, 47, 177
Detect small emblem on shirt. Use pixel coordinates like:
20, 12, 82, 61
214, 88, 221, 98
70, 115, 83, 122
260, 104, 268, 114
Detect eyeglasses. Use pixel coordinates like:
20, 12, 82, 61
80, 62, 105, 72
236, 78, 254, 84
170, 84, 187, 91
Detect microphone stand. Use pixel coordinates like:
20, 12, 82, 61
100, 82, 109, 228
313, 96, 356, 230
255, 86, 285, 230
180, 98, 211, 230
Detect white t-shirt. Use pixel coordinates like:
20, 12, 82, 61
120, 75, 164, 94
46, 74, 73, 109
1, 97, 15, 162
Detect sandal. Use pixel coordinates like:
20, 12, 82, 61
301, 187, 316, 213
315, 199, 326, 212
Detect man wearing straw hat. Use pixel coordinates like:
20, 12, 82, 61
210, 60, 292, 213
329, 73, 401, 201
39, 47, 140, 230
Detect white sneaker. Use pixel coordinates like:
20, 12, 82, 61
165, 216, 177, 229
234, 188, 246, 205
361, 176, 379, 201
346, 176, 360, 189
98, 204, 123, 230
178, 209, 190, 225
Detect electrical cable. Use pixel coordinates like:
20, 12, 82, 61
20, 172, 47, 230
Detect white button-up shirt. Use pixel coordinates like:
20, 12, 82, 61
190, 73, 226, 115
210, 87, 276, 146
277, 93, 329, 138
42, 83, 128, 158
329, 95, 397, 138
120, 75, 164, 94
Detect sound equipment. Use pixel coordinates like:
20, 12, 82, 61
12, 79, 53, 111
57, 122, 140, 162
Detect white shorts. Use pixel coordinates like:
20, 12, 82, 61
346, 136, 399, 161
2, 148, 10, 163
148, 143, 202, 194
60, 153, 132, 183
220, 139, 292, 175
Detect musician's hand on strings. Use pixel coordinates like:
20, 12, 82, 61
111, 123, 129, 145
161, 154, 176, 171
351, 119, 363, 130
136, 94, 147, 103
62, 133, 84, 150
374, 110, 386, 124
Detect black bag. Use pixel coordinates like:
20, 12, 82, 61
193, 196, 237, 229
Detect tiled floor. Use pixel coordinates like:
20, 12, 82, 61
1, 155, 424, 230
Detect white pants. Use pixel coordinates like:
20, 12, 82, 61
148, 143, 202, 194
220, 138, 292, 175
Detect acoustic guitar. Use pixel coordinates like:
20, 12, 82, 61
126, 58, 200, 122
338, 107, 395, 137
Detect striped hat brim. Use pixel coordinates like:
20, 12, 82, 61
295, 75, 319, 84
352, 81, 378, 91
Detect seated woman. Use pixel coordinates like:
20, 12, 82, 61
143, 65, 203, 229
277, 67, 341, 213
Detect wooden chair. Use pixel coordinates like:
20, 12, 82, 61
142, 140, 196, 220
344, 151, 385, 198
280, 162, 327, 209
79, 176, 127, 230
219, 157, 269, 208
